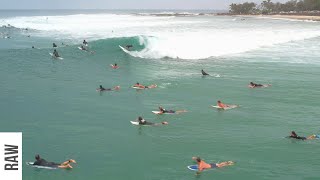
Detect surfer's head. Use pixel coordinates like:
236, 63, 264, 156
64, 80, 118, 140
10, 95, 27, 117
217, 100, 221, 103
138, 116, 143, 121
291, 131, 297, 137
115, 63, 117, 66
35, 154, 40, 160
250, 82, 254, 85
136, 82, 139, 85
196, 157, 201, 162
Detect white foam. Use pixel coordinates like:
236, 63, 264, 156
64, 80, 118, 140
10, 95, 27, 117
1, 14, 320, 59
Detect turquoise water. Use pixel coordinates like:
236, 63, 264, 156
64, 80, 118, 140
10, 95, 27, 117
1, 10, 320, 180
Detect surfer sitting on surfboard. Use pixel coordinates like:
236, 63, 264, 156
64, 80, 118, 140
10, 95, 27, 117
80, 45, 88, 51
201, 69, 209, 76
53, 49, 60, 58
137, 116, 168, 125
192, 157, 234, 174
288, 131, 319, 140
33, 154, 76, 169
97, 85, 120, 92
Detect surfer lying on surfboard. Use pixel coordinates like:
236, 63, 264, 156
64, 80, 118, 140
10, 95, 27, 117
137, 116, 168, 126
192, 157, 234, 174
217, 100, 238, 109
248, 82, 271, 88
157, 106, 187, 114
97, 85, 120, 92
133, 82, 157, 89
288, 131, 319, 140
32, 154, 76, 169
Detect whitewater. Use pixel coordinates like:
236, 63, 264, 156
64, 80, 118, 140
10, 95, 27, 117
1, 13, 320, 59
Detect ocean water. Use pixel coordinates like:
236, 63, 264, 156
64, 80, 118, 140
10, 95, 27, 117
0, 10, 320, 180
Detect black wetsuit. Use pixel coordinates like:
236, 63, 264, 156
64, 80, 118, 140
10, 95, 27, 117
33, 158, 60, 167
252, 83, 263, 87
289, 135, 307, 140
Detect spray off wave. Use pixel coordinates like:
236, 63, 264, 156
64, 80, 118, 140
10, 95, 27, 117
1, 13, 320, 59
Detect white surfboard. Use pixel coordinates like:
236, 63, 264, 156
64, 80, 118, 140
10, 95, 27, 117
26, 162, 58, 169
119, 45, 130, 53
49, 53, 63, 60
130, 121, 153, 126
152, 111, 175, 114
211, 105, 238, 110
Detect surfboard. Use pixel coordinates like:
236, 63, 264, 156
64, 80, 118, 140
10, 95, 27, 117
49, 53, 63, 60
78, 47, 83, 50
152, 111, 175, 114
187, 165, 215, 171
211, 105, 238, 110
132, 84, 157, 89
130, 121, 153, 126
248, 84, 271, 88
119, 45, 131, 53
26, 162, 58, 169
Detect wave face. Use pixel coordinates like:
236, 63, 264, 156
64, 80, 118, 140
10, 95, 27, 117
1, 13, 320, 59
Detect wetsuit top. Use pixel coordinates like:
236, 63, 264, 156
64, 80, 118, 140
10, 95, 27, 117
197, 160, 212, 171
289, 135, 306, 140
33, 158, 60, 167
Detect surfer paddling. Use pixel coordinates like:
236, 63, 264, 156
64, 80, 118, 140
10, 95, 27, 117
248, 82, 271, 88
158, 106, 187, 114
32, 154, 76, 169
288, 131, 319, 140
137, 116, 168, 126
192, 157, 234, 174
97, 85, 120, 92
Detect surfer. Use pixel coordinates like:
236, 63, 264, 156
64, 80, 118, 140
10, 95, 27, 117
83, 40, 88, 46
158, 106, 187, 114
53, 43, 57, 48
33, 154, 76, 169
137, 116, 168, 125
201, 69, 209, 76
134, 82, 146, 89
288, 131, 319, 140
53, 49, 60, 57
32, 46, 35, 49
97, 85, 120, 92
249, 82, 263, 88
192, 157, 234, 174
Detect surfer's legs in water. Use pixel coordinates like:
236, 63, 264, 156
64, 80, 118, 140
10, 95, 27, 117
175, 110, 187, 114
216, 161, 234, 168
307, 135, 319, 140
58, 159, 76, 169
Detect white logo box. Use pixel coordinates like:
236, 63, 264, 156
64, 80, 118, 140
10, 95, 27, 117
0, 132, 22, 180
